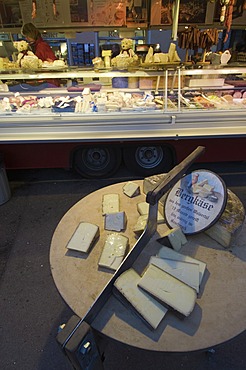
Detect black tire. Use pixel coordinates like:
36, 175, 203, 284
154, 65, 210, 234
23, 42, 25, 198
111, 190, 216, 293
73, 146, 122, 178
123, 145, 174, 176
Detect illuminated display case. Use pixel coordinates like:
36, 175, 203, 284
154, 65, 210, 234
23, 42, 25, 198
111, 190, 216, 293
0, 64, 246, 177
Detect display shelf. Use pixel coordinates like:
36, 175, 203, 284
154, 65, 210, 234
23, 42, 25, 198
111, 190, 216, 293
180, 66, 246, 76
0, 65, 246, 145
0, 68, 166, 80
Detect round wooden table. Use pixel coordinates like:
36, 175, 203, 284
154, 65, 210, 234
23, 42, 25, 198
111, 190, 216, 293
50, 180, 246, 352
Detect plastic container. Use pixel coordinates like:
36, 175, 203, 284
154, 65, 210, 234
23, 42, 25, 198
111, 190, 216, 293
0, 156, 11, 205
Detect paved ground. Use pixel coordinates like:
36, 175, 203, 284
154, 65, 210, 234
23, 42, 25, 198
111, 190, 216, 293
1, 164, 246, 370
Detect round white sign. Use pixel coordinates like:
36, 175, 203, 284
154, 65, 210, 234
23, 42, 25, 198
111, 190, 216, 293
164, 170, 227, 235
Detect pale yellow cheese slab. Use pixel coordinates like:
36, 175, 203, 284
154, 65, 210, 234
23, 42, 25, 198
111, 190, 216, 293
114, 268, 168, 329
138, 264, 197, 317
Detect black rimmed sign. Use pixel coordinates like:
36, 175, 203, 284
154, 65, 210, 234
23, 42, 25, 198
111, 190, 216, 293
164, 170, 227, 235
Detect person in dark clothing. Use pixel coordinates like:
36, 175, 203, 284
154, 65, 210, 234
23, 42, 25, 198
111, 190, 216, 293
20, 23, 60, 87
21, 22, 56, 62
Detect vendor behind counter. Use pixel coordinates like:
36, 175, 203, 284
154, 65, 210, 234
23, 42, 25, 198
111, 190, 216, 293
15, 22, 60, 89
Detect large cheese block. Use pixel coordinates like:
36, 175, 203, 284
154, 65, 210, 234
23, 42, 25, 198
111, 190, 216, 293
150, 256, 200, 293
123, 181, 140, 198
138, 264, 197, 317
137, 202, 165, 223
205, 189, 245, 248
102, 194, 120, 215
143, 173, 168, 216
114, 268, 168, 329
157, 227, 187, 252
66, 222, 99, 254
98, 234, 129, 270
158, 246, 206, 285
104, 211, 126, 232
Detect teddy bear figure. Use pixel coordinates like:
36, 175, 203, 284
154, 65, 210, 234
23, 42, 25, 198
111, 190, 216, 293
111, 38, 138, 69
13, 41, 34, 66
13, 40, 42, 69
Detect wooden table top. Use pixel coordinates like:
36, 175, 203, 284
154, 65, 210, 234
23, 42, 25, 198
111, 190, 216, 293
50, 180, 246, 352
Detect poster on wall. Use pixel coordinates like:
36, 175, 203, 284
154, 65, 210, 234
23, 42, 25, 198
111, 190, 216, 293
151, 0, 207, 25
0, 1, 22, 27
69, 0, 89, 23
20, 0, 68, 27
89, 0, 126, 26
68, 0, 126, 26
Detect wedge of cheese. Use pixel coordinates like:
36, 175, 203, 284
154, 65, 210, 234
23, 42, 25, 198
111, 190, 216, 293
138, 264, 196, 317
137, 202, 165, 223
66, 222, 99, 254
102, 194, 120, 215
98, 234, 129, 270
133, 215, 148, 236
104, 211, 126, 232
143, 173, 168, 215
150, 256, 200, 293
123, 182, 140, 198
158, 246, 206, 285
157, 227, 187, 251
114, 268, 168, 329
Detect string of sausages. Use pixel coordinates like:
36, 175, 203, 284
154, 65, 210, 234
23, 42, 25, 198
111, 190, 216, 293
31, 0, 57, 19
178, 27, 219, 50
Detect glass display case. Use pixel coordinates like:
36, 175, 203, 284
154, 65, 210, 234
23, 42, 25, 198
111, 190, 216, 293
0, 64, 246, 177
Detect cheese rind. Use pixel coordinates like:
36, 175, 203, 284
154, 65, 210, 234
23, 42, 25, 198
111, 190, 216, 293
205, 189, 245, 248
98, 233, 129, 270
104, 211, 126, 232
114, 268, 168, 329
66, 222, 99, 253
123, 182, 140, 198
138, 264, 197, 317
158, 246, 206, 285
102, 194, 120, 215
150, 256, 200, 293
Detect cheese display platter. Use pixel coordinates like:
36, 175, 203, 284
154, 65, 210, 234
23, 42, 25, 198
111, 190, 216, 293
52, 163, 246, 354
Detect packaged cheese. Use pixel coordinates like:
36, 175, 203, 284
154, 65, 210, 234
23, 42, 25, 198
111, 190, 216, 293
98, 234, 129, 270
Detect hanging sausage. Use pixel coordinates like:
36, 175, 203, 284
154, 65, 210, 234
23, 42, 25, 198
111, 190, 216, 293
224, 0, 234, 43
53, 0, 57, 17
32, 0, 37, 19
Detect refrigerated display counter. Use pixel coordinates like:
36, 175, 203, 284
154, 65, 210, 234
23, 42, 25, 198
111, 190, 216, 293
0, 64, 246, 177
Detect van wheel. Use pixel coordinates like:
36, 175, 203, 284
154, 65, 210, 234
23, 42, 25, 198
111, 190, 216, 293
73, 146, 122, 178
123, 145, 174, 176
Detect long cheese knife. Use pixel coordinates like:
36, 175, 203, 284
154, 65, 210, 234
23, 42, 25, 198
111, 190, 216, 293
56, 145, 205, 369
